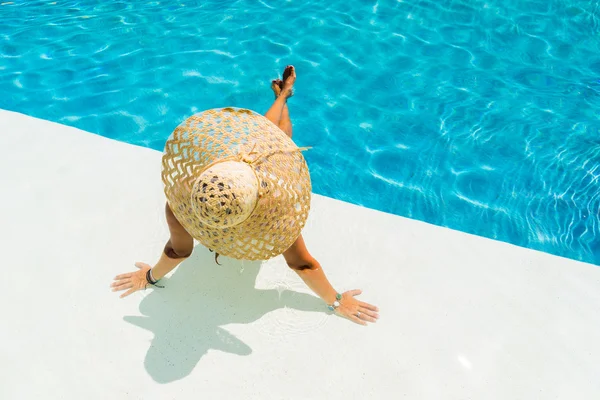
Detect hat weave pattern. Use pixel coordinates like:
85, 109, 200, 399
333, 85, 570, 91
161, 107, 312, 260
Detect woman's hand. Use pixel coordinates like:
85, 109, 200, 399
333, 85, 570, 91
111, 262, 151, 298
336, 289, 380, 326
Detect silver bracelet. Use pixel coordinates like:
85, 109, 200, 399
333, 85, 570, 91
149, 269, 157, 283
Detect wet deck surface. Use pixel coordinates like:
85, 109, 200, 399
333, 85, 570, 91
2, 110, 599, 399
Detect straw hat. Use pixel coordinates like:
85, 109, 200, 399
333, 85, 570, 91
161, 107, 312, 261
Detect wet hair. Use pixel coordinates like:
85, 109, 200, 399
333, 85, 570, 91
209, 248, 221, 265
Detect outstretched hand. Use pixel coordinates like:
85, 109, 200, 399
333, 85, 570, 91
111, 262, 152, 298
336, 289, 379, 326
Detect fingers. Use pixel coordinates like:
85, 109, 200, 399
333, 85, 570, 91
111, 282, 133, 292
114, 272, 134, 280
111, 278, 131, 286
114, 264, 148, 279
358, 307, 379, 320
113, 262, 150, 289
336, 290, 380, 325
347, 290, 380, 311
120, 287, 138, 299
337, 306, 377, 325
347, 289, 362, 297
359, 301, 379, 312
356, 310, 377, 323
112, 263, 152, 298
349, 314, 367, 326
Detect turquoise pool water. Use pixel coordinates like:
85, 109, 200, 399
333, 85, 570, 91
1, 0, 599, 264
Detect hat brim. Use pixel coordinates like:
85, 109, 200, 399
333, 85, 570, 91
161, 107, 311, 260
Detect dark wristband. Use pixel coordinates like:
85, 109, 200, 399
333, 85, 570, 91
146, 269, 165, 288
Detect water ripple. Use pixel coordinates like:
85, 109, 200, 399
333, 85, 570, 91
1, 0, 600, 264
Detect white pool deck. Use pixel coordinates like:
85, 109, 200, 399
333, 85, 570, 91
1, 109, 600, 399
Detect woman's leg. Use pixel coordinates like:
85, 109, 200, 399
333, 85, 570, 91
277, 65, 295, 138
264, 65, 295, 137
278, 99, 292, 138
270, 78, 293, 138
272, 67, 311, 268
264, 81, 286, 126
167, 64, 294, 264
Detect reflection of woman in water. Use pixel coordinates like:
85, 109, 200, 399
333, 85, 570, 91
111, 66, 379, 325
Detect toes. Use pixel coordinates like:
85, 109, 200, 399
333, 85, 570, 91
283, 65, 294, 82
271, 79, 283, 90
271, 80, 282, 96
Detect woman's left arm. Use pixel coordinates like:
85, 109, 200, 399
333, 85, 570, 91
283, 235, 379, 325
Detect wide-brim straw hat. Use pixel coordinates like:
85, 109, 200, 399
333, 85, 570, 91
161, 107, 312, 261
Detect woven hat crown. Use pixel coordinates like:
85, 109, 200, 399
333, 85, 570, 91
191, 161, 259, 228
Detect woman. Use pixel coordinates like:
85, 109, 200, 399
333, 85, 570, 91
111, 66, 379, 326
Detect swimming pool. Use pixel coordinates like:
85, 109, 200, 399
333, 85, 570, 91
1, 0, 599, 264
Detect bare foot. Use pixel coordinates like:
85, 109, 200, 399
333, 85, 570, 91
271, 79, 282, 99
279, 65, 295, 99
